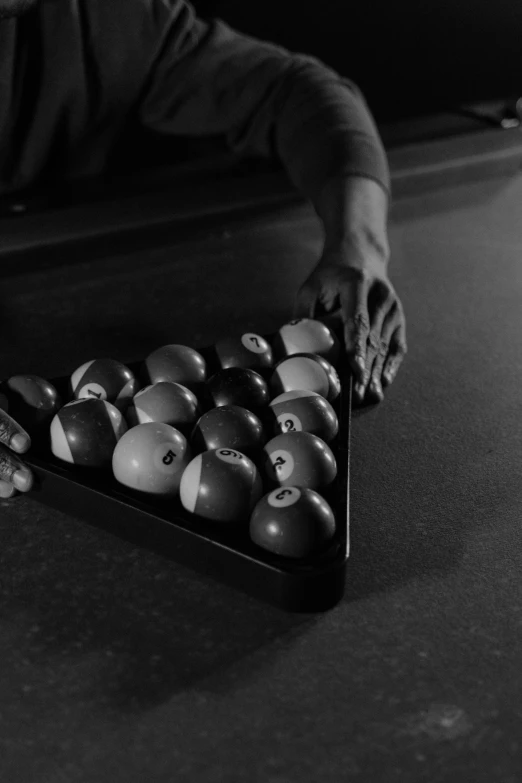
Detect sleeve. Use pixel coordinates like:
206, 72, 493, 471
138, 4, 390, 201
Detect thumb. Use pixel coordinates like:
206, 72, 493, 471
293, 280, 318, 319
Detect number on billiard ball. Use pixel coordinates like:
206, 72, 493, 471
50, 398, 127, 467
263, 431, 337, 490
70, 358, 138, 411
112, 422, 191, 496
214, 332, 273, 370
269, 389, 338, 443
180, 448, 263, 524
250, 486, 336, 558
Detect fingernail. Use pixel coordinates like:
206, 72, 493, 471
13, 470, 32, 492
11, 433, 30, 453
355, 355, 366, 371
370, 380, 383, 398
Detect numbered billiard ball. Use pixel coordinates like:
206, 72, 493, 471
250, 486, 336, 558
206, 367, 270, 413
50, 398, 127, 467
269, 389, 338, 443
126, 382, 199, 433
191, 404, 265, 458
274, 318, 340, 364
70, 358, 138, 411
270, 353, 341, 402
112, 422, 191, 496
214, 332, 273, 371
3, 374, 61, 432
263, 431, 337, 490
180, 448, 263, 524
142, 345, 207, 391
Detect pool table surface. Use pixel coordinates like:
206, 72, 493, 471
1, 123, 521, 782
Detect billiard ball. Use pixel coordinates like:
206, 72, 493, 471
50, 398, 127, 467
214, 332, 273, 371
269, 389, 338, 443
263, 431, 337, 490
3, 374, 61, 432
180, 447, 263, 524
112, 422, 191, 495
274, 318, 340, 364
70, 358, 138, 411
270, 353, 341, 402
206, 367, 270, 412
126, 382, 199, 432
142, 345, 207, 391
191, 404, 265, 458
250, 486, 336, 558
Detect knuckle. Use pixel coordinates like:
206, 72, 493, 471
367, 332, 381, 352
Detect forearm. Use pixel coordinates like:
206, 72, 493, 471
313, 175, 390, 264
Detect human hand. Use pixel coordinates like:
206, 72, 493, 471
0, 395, 34, 498
294, 240, 407, 404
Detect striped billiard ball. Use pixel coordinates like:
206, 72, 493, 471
268, 389, 338, 443
263, 431, 337, 490
180, 448, 263, 524
274, 318, 340, 364
270, 353, 341, 402
50, 398, 127, 467
70, 358, 138, 411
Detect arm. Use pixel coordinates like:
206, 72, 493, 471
139, 7, 406, 398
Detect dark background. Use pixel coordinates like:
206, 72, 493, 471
193, 0, 522, 121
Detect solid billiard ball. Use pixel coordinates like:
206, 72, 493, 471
180, 447, 263, 524
50, 398, 127, 467
250, 486, 336, 558
3, 374, 61, 432
270, 353, 341, 402
263, 431, 337, 490
206, 367, 270, 412
70, 358, 138, 411
274, 318, 340, 364
142, 345, 207, 391
191, 404, 265, 458
126, 382, 199, 432
214, 332, 273, 371
112, 422, 191, 496
269, 389, 338, 443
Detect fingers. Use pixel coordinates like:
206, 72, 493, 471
294, 281, 318, 320
0, 408, 31, 454
0, 443, 33, 492
382, 323, 408, 386
339, 271, 372, 388
0, 479, 17, 499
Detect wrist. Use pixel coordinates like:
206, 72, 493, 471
315, 174, 390, 262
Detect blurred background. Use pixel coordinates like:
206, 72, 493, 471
193, 0, 522, 122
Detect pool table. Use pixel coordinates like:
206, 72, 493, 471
1, 121, 521, 782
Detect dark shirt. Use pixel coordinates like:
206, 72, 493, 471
0, 0, 389, 199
